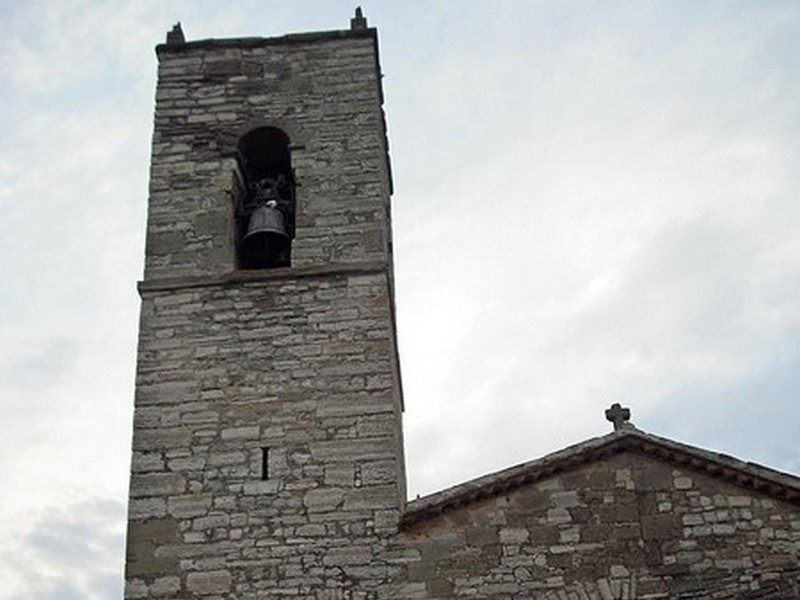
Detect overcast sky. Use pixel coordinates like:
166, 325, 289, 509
1, 1, 799, 598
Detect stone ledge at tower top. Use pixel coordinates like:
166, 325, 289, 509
156, 26, 378, 56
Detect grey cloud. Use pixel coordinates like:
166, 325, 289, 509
652, 338, 800, 474
2, 498, 125, 600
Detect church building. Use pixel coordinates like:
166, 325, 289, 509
125, 12, 800, 599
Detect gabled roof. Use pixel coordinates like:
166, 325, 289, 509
401, 427, 800, 529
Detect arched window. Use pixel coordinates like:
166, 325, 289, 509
235, 127, 295, 269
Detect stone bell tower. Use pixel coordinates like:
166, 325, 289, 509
125, 12, 406, 598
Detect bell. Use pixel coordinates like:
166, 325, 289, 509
239, 204, 290, 268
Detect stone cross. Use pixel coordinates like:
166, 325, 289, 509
605, 403, 631, 431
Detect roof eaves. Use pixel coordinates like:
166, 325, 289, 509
401, 428, 800, 530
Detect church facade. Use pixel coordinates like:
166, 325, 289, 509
125, 13, 800, 599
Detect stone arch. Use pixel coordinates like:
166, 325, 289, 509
234, 126, 296, 269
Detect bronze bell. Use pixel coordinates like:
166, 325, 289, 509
239, 204, 290, 268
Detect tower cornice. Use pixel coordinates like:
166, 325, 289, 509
137, 261, 390, 295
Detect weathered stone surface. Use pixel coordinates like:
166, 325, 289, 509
128, 497, 167, 520
186, 570, 231, 594
126, 518, 180, 578
323, 544, 373, 566
303, 488, 345, 512
130, 473, 186, 497
167, 493, 213, 518
149, 576, 180, 597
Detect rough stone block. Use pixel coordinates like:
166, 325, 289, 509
130, 473, 186, 497
304, 488, 345, 512
323, 545, 373, 566
343, 485, 397, 510
641, 514, 682, 540
499, 527, 529, 544
242, 480, 280, 495
129, 497, 167, 520
168, 493, 213, 518
186, 570, 231, 595
125, 579, 148, 599
149, 576, 181, 597
126, 517, 180, 578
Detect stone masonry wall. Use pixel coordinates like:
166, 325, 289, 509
126, 27, 404, 598
127, 270, 405, 599
146, 31, 392, 280
393, 452, 800, 599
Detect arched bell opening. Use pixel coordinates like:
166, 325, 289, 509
235, 127, 296, 269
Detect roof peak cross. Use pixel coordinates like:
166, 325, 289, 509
605, 402, 632, 432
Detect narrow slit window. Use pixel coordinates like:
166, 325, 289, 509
261, 447, 270, 480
